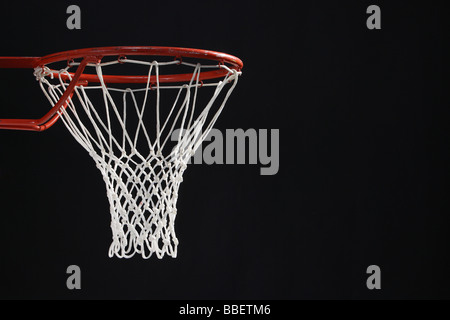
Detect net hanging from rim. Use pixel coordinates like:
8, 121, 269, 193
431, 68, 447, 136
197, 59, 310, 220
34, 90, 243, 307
34, 54, 241, 258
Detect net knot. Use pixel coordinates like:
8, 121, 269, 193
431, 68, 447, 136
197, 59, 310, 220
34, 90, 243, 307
33, 66, 53, 81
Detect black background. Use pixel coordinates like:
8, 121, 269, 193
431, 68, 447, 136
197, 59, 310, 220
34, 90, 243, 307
0, 0, 448, 299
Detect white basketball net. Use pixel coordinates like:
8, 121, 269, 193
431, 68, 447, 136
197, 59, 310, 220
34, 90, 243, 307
34, 57, 240, 258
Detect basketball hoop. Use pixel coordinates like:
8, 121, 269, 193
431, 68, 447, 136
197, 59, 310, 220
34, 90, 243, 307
0, 46, 243, 258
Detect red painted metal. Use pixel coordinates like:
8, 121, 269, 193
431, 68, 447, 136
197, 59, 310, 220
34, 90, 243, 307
0, 57, 92, 131
0, 46, 243, 131
49, 69, 235, 84
0, 57, 40, 68
37, 46, 243, 70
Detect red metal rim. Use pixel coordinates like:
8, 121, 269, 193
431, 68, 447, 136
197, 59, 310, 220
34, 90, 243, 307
38, 46, 243, 69
0, 46, 243, 131
38, 46, 243, 84
0, 46, 243, 83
